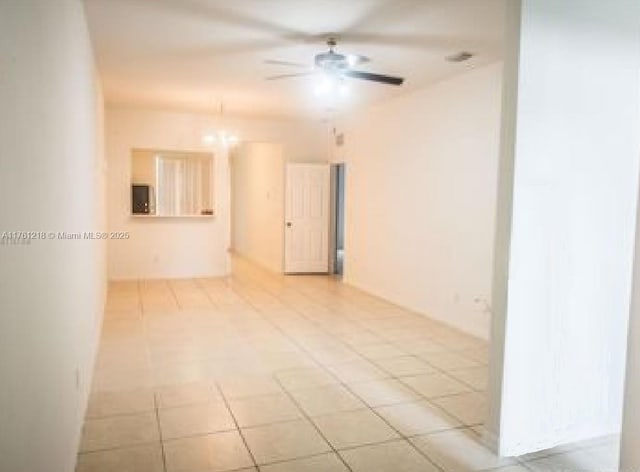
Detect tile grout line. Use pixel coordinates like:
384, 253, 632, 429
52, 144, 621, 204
194, 277, 221, 310
152, 393, 169, 472
213, 382, 261, 471
136, 278, 144, 320
165, 279, 182, 311
142, 278, 169, 472
251, 450, 349, 470
78, 439, 164, 456
158, 427, 242, 444
271, 375, 356, 472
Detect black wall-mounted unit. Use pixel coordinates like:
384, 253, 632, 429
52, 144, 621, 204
132, 184, 151, 214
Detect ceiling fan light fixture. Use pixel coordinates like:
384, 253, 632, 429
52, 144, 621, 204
314, 74, 334, 96
313, 73, 350, 99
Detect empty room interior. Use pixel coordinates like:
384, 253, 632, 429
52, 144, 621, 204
2, 1, 640, 471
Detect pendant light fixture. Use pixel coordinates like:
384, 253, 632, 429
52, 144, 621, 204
202, 100, 239, 148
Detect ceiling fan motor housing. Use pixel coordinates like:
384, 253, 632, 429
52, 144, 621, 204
314, 51, 349, 72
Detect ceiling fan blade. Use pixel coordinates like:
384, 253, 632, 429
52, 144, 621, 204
343, 70, 404, 86
264, 59, 310, 68
266, 72, 313, 81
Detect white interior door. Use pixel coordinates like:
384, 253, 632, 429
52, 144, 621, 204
284, 163, 330, 273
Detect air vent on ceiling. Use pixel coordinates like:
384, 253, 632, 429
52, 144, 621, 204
446, 51, 474, 63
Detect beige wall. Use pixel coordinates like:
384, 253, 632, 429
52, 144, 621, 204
332, 62, 503, 339
130, 149, 157, 186
107, 107, 328, 279
0, 1, 106, 471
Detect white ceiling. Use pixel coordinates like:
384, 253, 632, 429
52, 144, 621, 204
84, 0, 505, 119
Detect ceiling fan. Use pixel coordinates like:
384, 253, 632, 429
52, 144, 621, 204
265, 37, 405, 86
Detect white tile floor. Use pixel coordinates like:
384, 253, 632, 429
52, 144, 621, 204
77, 257, 619, 472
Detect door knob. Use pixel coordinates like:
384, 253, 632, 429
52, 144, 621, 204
286, 222, 292, 227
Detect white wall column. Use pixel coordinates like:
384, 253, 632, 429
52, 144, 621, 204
489, 0, 640, 456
